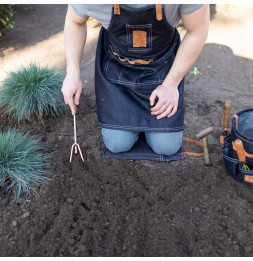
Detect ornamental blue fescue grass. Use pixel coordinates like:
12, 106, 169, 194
0, 129, 51, 202
0, 63, 68, 122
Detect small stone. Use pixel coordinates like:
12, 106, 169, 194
17, 198, 24, 205
244, 246, 252, 253
30, 233, 36, 245
22, 212, 30, 218
215, 205, 223, 211
122, 245, 127, 251
94, 196, 100, 203
68, 238, 75, 246
233, 245, 239, 251
247, 208, 252, 214
67, 198, 74, 204
194, 207, 200, 212
12, 221, 17, 226
203, 195, 209, 201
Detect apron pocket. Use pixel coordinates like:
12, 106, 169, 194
105, 57, 161, 88
126, 24, 152, 52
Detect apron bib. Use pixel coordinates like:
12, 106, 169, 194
95, 4, 185, 133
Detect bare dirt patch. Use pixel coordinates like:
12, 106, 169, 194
1, 4, 253, 257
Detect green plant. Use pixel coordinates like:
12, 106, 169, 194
242, 163, 250, 171
0, 63, 67, 123
0, 4, 15, 37
189, 67, 200, 76
0, 129, 51, 201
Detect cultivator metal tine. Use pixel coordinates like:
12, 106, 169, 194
69, 114, 84, 163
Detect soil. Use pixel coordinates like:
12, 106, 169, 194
1, 4, 253, 257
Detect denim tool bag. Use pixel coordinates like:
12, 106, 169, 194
222, 108, 253, 183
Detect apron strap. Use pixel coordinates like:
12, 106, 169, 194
180, 137, 204, 157
155, 4, 163, 21
114, 4, 120, 15
110, 45, 154, 65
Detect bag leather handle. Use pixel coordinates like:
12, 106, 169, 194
232, 139, 253, 159
233, 114, 238, 129
180, 137, 204, 157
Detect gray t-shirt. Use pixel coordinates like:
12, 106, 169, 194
70, 4, 204, 29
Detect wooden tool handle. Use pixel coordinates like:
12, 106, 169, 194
234, 139, 246, 163
223, 100, 231, 130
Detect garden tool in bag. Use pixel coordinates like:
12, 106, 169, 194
222, 108, 253, 183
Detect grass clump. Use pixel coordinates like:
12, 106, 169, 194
0, 4, 15, 37
0, 63, 67, 123
0, 129, 51, 201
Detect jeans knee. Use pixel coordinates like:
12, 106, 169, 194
146, 131, 183, 156
102, 128, 139, 153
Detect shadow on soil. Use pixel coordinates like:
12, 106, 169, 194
0, 5, 67, 56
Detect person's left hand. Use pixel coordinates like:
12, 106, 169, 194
149, 84, 179, 120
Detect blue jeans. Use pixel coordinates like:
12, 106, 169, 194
101, 128, 183, 156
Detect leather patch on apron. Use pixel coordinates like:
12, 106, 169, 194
132, 30, 147, 48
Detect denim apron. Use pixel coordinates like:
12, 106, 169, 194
94, 4, 186, 161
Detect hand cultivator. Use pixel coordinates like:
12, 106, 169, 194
69, 112, 84, 163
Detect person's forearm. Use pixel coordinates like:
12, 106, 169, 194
163, 28, 208, 88
64, 14, 87, 78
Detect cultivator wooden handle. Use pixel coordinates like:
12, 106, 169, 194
223, 100, 231, 134
220, 100, 231, 145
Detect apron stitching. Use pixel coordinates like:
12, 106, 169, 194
127, 24, 152, 28
118, 67, 125, 83
99, 122, 184, 131
103, 57, 112, 75
120, 5, 154, 11
127, 24, 152, 52
106, 78, 162, 86
150, 24, 153, 50
126, 25, 131, 51
138, 66, 146, 86
157, 70, 161, 82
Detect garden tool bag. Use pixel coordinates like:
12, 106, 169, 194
222, 108, 253, 183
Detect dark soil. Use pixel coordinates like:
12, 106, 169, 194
1, 4, 253, 257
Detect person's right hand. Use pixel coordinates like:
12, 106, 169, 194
61, 74, 82, 115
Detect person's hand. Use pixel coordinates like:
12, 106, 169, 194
61, 74, 82, 115
149, 84, 179, 120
